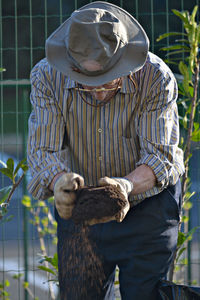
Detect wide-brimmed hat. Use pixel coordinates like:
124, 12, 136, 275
46, 1, 149, 86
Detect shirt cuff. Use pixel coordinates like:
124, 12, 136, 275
27, 162, 70, 199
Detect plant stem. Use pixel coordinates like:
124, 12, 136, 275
0, 174, 25, 220
181, 58, 200, 198
38, 225, 56, 300
30, 206, 56, 300
169, 58, 200, 282
7, 174, 25, 204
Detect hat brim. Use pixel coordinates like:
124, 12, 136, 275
46, 1, 149, 86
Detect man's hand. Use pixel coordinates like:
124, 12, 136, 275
98, 176, 133, 222
87, 176, 134, 225
54, 173, 84, 219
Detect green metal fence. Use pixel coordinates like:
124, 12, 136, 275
0, 0, 200, 299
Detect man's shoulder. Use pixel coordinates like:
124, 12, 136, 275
30, 58, 71, 87
31, 58, 57, 78
143, 52, 175, 79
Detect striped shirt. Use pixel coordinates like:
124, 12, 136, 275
27, 52, 184, 205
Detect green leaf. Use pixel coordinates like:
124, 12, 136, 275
156, 32, 186, 42
186, 102, 192, 114
0, 168, 13, 181
52, 253, 58, 270
186, 227, 199, 241
13, 158, 28, 178
38, 200, 45, 207
177, 95, 191, 105
14, 158, 26, 176
178, 61, 192, 95
41, 254, 58, 270
47, 197, 54, 204
181, 215, 189, 223
0, 186, 12, 204
188, 86, 194, 97
163, 59, 178, 65
23, 281, 29, 289
183, 114, 188, 129
197, 24, 200, 43
38, 266, 57, 276
6, 158, 14, 174
22, 195, 32, 208
178, 61, 189, 77
21, 165, 28, 172
178, 227, 199, 248
0, 215, 14, 223
194, 122, 199, 130
4, 280, 10, 287
53, 236, 58, 245
191, 129, 200, 142
177, 231, 187, 247
0, 67, 6, 72
180, 257, 188, 265
42, 206, 49, 214
166, 50, 190, 56
33, 216, 40, 227
191, 5, 198, 23
41, 217, 49, 227
172, 9, 189, 24
12, 273, 23, 280
160, 45, 190, 51
176, 247, 186, 263
183, 200, 193, 210
175, 39, 190, 44
0, 207, 8, 219
185, 191, 195, 201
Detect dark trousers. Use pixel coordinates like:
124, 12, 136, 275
56, 180, 181, 300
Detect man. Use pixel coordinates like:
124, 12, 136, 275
27, 1, 184, 299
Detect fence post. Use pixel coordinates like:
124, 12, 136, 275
22, 87, 30, 300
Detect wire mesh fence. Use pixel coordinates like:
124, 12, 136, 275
0, 0, 200, 299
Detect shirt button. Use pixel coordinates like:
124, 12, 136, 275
99, 156, 102, 161
98, 128, 102, 133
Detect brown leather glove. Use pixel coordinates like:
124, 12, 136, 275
54, 172, 84, 219
86, 176, 133, 226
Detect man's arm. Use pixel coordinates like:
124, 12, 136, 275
134, 67, 184, 193
125, 164, 156, 195
27, 60, 69, 199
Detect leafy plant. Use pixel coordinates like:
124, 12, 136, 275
157, 5, 200, 281
0, 158, 28, 220
22, 195, 58, 299
0, 279, 10, 300
0, 158, 33, 299
12, 274, 39, 300
0, 159, 57, 299
38, 252, 59, 285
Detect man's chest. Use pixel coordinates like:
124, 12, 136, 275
63, 91, 140, 139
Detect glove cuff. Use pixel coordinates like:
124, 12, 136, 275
112, 177, 134, 195
52, 172, 66, 191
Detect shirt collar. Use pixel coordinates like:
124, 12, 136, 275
64, 75, 137, 94
64, 77, 76, 89
120, 75, 137, 94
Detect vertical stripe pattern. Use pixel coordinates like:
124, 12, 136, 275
27, 52, 184, 204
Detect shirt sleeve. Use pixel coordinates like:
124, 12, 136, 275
136, 69, 184, 188
27, 62, 70, 199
